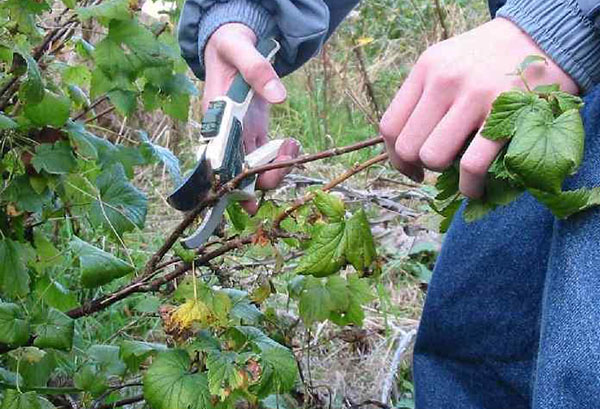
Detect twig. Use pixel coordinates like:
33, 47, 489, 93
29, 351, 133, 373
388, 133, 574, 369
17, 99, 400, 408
380, 329, 417, 404
73, 96, 108, 121
95, 395, 144, 409
353, 45, 380, 119
85, 106, 115, 124
433, 0, 449, 39
274, 153, 388, 228
349, 399, 391, 409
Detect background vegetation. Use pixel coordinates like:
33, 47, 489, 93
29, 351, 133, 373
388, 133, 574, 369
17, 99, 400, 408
0, 1, 487, 408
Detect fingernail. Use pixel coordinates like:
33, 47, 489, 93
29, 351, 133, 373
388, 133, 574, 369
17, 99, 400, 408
263, 79, 286, 103
282, 139, 301, 156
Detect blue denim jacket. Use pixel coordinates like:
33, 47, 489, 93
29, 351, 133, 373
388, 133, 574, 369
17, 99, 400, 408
178, 0, 600, 92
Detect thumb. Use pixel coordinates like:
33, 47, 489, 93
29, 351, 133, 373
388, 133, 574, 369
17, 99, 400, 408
218, 36, 287, 104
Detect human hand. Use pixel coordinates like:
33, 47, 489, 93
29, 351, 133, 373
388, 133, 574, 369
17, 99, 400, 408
379, 17, 579, 198
204, 23, 300, 213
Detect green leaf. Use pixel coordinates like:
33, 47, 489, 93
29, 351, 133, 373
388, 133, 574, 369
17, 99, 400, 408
87, 344, 127, 376
222, 289, 263, 324
65, 121, 99, 159
24, 91, 71, 128
226, 202, 251, 232
74, 37, 95, 59
517, 54, 546, 73
0, 390, 47, 409
337, 274, 375, 326
325, 275, 350, 311
295, 222, 345, 277
550, 91, 584, 112
533, 84, 560, 94
4, 175, 52, 213
143, 349, 212, 409
31, 141, 77, 175
313, 190, 345, 220
531, 188, 600, 219
206, 350, 244, 397
108, 89, 137, 116
77, 0, 132, 22
505, 109, 584, 193
0, 302, 30, 346
0, 113, 17, 129
435, 165, 459, 200
70, 236, 134, 288
343, 209, 376, 273
228, 327, 297, 395
90, 164, 148, 235
34, 276, 78, 312
138, 131, 182, 185
16, 349, 57, 387
61, 0, 76, 8
0, 239, 32, 298
481, 91, 549, 141
463, 199, 495, 223
74, 364, 109, 397
16, 51, 44, 105
120, 341, 167, 372
298, 276, 333, 325
33, 308, 74, 351
257, 347, 297, 396
62, 65, 91, 88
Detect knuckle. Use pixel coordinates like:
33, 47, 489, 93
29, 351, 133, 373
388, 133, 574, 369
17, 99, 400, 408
432, 72, 460, 89
395, 142, 420, 164
460, 156, 487, 177
419, 145, 451, 171
379, 117, 397, 141
244, 60, 271, 84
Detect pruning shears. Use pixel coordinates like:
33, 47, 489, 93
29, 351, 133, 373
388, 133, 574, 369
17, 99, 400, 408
167, 38, 285, 249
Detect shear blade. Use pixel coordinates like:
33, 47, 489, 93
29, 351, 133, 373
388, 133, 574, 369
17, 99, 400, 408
167, 152, 213, 211
181, 196, 229, 249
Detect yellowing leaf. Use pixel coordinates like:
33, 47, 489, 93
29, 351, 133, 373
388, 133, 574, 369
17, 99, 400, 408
356, 37, 374, 46
171, 299, 210, 330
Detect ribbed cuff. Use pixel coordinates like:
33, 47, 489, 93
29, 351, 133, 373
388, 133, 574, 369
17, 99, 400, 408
497, 0, 600, 93
196, 0, 272, 80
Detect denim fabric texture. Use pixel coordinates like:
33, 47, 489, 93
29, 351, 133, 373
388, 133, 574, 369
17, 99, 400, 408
413, 85, 600, 408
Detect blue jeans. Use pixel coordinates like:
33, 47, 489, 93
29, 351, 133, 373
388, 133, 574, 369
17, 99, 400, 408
413, 85, 600, 409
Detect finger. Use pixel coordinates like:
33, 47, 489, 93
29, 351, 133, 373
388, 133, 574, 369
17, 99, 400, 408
243, 96, 269, 153
419, 98, 488, 171
394, 86, 453, 169
459, 133, 506, 198
256, 139, 301, 190
380, 68, 424, 177
203, 70, 232, 112
219, 37, 286, 104
240, 199, 259, 215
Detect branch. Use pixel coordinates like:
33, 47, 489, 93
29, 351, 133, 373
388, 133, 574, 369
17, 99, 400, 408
380, 329, 417, 405
66, 139, 386, 319
0, 381, 81, 395
143, 136, 384, 275
95, 395, 144, 409
274, 153, 388, 228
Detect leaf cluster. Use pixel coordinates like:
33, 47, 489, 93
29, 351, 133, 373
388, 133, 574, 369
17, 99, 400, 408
433, 69, 599, 229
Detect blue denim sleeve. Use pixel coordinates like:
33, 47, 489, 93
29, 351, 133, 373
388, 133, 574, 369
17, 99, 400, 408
178, 0, 359, 80
496, 0, 600, 93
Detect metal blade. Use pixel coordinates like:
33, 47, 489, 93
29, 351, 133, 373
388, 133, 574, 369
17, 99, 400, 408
167, 150, 213, 211
181, 195, 230, 249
